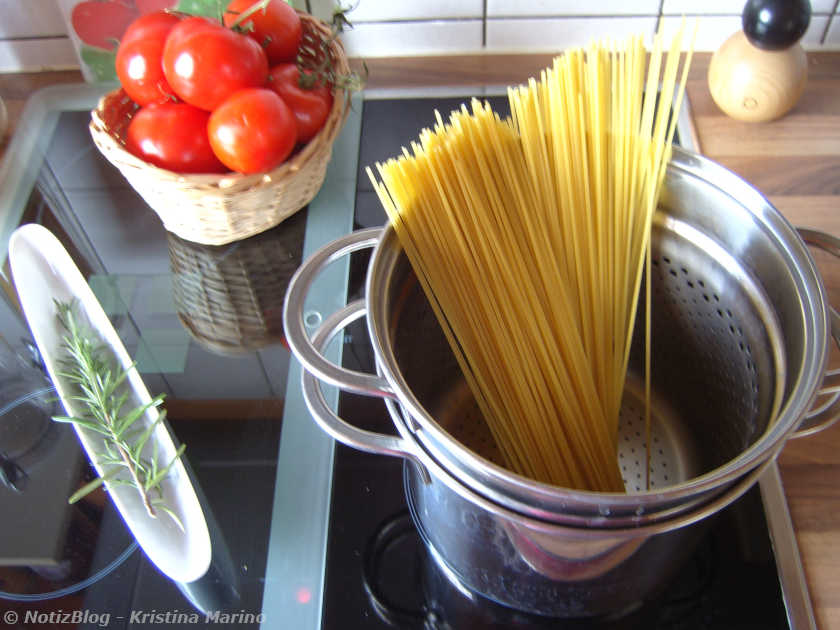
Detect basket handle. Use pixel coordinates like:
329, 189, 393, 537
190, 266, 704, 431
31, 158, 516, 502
792, 228, 840, 438
284, 227, 393, 398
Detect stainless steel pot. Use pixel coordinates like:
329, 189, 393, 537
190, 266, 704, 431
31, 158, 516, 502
283, 146, 840, 616
400, 415, 780, 619
302, 296, 783, 617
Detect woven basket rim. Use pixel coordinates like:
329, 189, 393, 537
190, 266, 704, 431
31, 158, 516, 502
89, 11, 350, 192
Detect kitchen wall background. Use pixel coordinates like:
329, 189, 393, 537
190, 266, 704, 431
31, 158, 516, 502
1, 0, 839, 77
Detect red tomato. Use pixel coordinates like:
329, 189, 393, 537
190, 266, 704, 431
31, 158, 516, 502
125, 102, 227, 174
116, 11, 181, 105
223, 0, 302, 64
207, 88, 297, 174
162, 17, 269, 111
71, 0, 138, 51
267, 63, 333, 144
120, 9, 180, 47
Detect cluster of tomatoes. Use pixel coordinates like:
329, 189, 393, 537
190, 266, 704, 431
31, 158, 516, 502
115, 0, 334, 175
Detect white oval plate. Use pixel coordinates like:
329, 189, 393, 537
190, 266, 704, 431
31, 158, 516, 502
9, 223, 211, 583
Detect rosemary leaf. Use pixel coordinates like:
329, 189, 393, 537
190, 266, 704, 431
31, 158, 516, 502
111, 390, 131, 421
51, 415, 114, 436
149, 439, 160, 482
132, 409, 167, 461
68, 470, 117, 504
103, 364, 132, 398
103, 439, 119, 459
98, 455, 130, 467
151, 500, 185, 532
114, 394, 165, 439
145, 443, 187, 491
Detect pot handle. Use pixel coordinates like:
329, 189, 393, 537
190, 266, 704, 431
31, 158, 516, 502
301, 299, 429, 475
792, 228, 840, 438
284, 227, 393, 398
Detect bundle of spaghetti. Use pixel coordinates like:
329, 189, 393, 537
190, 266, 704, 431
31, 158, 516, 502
368, 23, 693, 492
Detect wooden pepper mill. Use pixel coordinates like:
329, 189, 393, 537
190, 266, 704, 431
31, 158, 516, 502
708, 0, 811, 123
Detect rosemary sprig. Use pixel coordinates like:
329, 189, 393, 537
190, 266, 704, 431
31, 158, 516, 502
52, 300, 185, 530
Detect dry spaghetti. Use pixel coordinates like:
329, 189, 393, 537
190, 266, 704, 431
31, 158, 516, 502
368, 23, 694, 492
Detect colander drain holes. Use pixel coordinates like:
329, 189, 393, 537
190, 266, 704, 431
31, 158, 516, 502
617, 394, 680, 493
652, 255, 760, 420
438, 370, 695, 493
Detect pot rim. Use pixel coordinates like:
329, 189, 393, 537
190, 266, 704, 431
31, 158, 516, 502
365, 146, 829, 519
394, 389, 783, 538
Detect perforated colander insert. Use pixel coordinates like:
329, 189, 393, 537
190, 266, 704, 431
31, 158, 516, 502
390, 215, 785, 494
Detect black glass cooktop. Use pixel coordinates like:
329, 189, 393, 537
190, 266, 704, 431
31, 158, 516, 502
0, 87, 816, 629
322, 96, 806, 630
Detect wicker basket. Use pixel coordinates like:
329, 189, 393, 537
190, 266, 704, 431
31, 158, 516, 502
168, 209, 306, 356
90, 12, 350, 246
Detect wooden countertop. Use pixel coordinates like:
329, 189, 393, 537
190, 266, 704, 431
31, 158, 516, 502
2, 52, 840, 628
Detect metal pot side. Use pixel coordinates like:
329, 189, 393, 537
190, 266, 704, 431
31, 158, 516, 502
366, 146, 828, 524
402, 443, 778, 618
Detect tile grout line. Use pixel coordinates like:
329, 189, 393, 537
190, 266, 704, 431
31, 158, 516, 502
482, 0, 488, 48
821, 0, 840, 44
655, 0, 665, 42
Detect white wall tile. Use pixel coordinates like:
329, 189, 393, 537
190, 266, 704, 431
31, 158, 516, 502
486, 17, 657, 52
341, 0, 483, 21
662, 0, 744, 14
308, 0, 484, 23
811, 0, 835, 12
1, 0, 835, 75
487, 0, 660, 17
658, 15, 741, 50
823, 17, 840, 48
339, 20, 484, 57
658, 15, 828, 51
0, 37, 77, 73
663, 0, 835, 14
803, 15, 831, 46
0, 0, 67, 38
